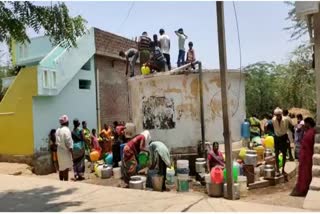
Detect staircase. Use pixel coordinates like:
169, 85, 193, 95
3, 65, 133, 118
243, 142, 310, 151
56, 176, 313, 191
37, 27, 96, 96
303, 128, 320, 210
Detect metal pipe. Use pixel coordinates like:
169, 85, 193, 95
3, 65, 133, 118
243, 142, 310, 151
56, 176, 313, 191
198, 62, 206, 159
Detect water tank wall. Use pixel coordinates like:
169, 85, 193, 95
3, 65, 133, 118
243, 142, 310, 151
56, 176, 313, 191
128, 71, 246, 150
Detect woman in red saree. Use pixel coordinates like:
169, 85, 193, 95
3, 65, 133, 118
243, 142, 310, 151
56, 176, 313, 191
290, 117, 316, 197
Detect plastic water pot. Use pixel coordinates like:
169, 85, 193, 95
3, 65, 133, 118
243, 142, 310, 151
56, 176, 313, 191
138, 152, 149, 168
241, 121, 250, 138
166, 167, 175, 185
211, 167, 223, 184
90, 150, 100, 162
238, 176, 248, 197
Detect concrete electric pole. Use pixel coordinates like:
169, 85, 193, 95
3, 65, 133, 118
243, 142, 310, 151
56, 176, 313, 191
216, 1, 235, 200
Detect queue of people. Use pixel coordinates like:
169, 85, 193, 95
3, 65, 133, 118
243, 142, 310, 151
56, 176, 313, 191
246, 108, 316, 197
48, 115, 171, 191
119, 28, 196, 77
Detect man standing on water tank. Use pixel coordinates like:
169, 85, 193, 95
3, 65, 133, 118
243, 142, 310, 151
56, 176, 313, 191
175, 28, 188, 67
159, 29, 171, 71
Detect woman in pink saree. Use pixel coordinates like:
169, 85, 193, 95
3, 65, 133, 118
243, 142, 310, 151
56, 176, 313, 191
290, 117, 316, 197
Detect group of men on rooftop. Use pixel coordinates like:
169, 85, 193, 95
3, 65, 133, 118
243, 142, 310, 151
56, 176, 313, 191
120, 28, 196, 77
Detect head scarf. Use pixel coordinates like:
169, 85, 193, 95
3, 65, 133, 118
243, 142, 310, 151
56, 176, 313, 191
141, 130, 151, 145
59, 115, 69, 125
125, 123, 136, 139
274, 107, 283, 115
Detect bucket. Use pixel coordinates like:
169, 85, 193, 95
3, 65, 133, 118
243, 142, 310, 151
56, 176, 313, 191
177, 160, 189, 169
113, 167, 121, 179
238, 176, 248, 197
152, 175, 164, 191
223, 183, 240, 200
177, 178, 189, 192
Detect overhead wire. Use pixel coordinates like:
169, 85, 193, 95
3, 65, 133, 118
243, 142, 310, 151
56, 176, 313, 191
117, 2, 135, 34
232, 1, 243, 116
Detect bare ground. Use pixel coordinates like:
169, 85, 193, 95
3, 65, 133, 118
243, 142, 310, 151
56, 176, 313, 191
0, 162, 304, 209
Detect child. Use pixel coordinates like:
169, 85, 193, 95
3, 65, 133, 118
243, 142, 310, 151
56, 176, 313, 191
186, 41, 196, 69
48, 129, 59, 172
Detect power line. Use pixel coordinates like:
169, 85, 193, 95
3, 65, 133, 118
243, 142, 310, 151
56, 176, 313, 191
117, 2, 135, 34
232, 1, 243, 116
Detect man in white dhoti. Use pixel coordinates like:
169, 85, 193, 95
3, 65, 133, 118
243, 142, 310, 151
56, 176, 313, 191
56, 115, 74, 181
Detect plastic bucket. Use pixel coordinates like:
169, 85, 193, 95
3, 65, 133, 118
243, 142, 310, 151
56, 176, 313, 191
177, 160, 189, 169
177, 178, 189, 192
238, 176, 248, 197
113, 167, 121, 179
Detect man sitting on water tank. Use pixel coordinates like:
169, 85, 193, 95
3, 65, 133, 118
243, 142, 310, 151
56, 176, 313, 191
207, 142, 225, 172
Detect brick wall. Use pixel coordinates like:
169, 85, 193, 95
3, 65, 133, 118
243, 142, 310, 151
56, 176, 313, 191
94, 28, 137, 57
94, 28, 139, 127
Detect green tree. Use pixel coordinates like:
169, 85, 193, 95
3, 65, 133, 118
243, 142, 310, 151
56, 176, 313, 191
244, 62, 278, 117
284, 1, 308, 40
0, 1, 87, 47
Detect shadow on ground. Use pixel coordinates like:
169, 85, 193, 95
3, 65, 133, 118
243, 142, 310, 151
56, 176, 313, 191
0, 185, 81, 211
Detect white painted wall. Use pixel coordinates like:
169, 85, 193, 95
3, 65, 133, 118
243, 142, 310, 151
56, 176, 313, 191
32, 58, 97, 151
128, 71, 246, 150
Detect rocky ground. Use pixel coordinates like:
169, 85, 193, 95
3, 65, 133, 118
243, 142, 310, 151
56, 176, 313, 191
0, 162, 304, 209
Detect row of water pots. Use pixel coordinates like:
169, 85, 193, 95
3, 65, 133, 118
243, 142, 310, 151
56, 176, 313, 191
94, 163, 121, 179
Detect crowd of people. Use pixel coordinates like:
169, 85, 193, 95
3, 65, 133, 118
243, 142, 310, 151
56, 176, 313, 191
48, 115, 171, 191
119, 28, 196, 77
247, 107, 316, 197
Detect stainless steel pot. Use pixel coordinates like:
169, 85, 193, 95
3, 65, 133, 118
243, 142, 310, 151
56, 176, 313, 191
264, 164, 275, 180
264, 149, 273, 159
101, 165, 113, 179
206, 183, 223, 197
129, 176, 144, 190
131, 175, 146, 189
245, 150, 257, 166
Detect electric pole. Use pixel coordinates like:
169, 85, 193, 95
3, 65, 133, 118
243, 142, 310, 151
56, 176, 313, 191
216, 1, 235, 200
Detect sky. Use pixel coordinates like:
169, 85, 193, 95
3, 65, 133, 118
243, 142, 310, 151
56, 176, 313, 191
1, 1, 309, 69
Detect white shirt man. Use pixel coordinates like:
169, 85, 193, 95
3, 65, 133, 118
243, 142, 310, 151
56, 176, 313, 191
159, 29, 171, 70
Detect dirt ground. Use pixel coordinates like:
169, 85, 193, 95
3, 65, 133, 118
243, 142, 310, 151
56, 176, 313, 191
0, 162, 305, 209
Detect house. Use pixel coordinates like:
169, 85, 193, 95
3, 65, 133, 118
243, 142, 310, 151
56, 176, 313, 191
0, 27, 138, 174
0, 27, 246, 175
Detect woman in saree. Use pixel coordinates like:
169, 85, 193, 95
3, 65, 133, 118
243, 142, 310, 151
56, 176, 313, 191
82, 121, 92, 158
72, 119, 85, 181
121, 127, 150, 185
207, 141, 225, 172
290, 117, 316, 197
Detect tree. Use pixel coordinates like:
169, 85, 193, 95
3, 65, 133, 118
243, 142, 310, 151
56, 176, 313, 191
0, 1, 87, 47
244, 45, 315, 117
284, 1, 308, 40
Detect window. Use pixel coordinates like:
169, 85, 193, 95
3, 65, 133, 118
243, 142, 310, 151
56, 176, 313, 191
43, 70, 49, 88
52, 72, 57, 88
79, 79, 91, 89
81, 60, 91, 71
